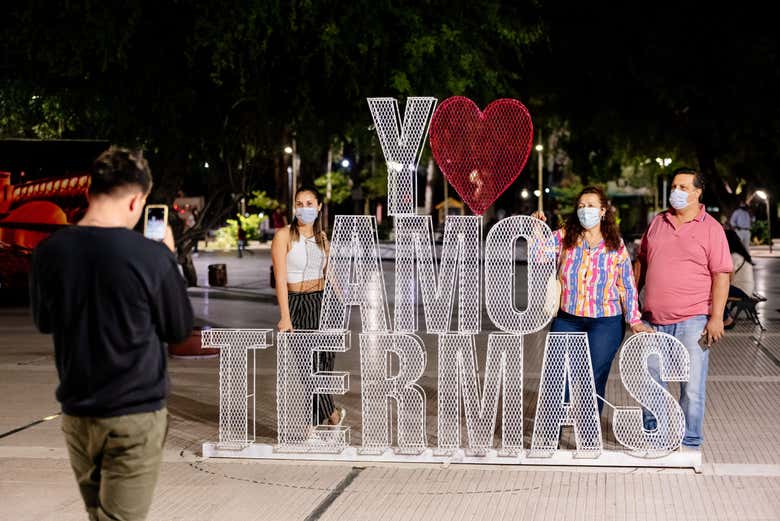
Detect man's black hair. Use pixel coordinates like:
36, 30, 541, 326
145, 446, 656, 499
89, 146, 152, 196
672, 167, 705, 201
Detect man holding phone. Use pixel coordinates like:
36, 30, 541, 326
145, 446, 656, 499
635, 168, 732, 450
30, 146, 193, 520
144, 204, 169, 243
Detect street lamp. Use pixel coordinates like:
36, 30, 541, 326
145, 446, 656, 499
754, 190, 772, 253
283, 143, 299, 210
654, 157, 672, 211
535, 143, 544, 212
284, 145, 294, 211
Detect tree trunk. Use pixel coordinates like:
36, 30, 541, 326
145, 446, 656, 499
180, 252, 198, 287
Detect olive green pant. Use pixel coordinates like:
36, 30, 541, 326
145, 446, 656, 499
61, 408, 168, 521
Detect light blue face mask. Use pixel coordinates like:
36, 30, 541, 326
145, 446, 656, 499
669, 189, 690, 210
577, 207, 601, 229
295, 207, 319, 224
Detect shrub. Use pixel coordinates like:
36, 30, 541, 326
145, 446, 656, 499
211, 214, 267, 250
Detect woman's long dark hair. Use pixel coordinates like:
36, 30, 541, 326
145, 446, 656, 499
561, 186, 622, 251
289, 185, 326, 251
725, 228, 753, 264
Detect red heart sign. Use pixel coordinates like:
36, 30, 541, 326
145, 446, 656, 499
429, 97, 534, 215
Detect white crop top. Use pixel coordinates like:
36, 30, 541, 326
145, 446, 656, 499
286, 234, 326, 283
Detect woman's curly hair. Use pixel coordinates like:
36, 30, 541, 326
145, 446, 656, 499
561, 185, 622, 252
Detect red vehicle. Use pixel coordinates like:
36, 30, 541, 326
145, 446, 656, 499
0, 139, 108, 299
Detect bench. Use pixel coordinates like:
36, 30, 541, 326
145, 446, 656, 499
727, 294, 766, 331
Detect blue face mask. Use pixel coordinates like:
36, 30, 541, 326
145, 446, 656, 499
669, 189, 690, 210
295, 207, 319, 224
577, 207, 601, 229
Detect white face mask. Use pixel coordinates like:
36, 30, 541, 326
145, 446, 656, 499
295, 207, 319, 224
577, 207, 601, 229
669, 189, 690, 210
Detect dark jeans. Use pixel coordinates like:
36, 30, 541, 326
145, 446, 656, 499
550, 311, 625, 415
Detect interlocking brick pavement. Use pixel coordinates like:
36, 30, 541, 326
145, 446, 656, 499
2, 255, 779, 520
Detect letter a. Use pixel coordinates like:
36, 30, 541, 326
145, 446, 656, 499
530, 332, 602, 458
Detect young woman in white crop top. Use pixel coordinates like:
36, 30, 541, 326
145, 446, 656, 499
271, 186, 345, 427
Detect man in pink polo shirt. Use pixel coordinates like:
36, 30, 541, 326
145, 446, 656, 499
636, 167, 732, 449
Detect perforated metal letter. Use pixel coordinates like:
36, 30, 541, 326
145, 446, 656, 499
485, 215, 556, 334
529, 332, 602, 458
367, 97, 437, 215
276, 331, 350, 453
394, 215, 482, 333
359, 333, 427, 454
613, 332, 690, 453
320, 215, 389, 332
201, 329, 273, 449
437, 333, 524, 455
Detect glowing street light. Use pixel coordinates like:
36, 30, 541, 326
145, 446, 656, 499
284, 142, 297, 209
754, 190, 772, 253
535, 142, 544, 212
341, 159, 351, 169
521, 188, 529, 199
654, 156, 673, 211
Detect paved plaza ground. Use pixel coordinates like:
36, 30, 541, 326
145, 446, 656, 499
2, 246, 780, 520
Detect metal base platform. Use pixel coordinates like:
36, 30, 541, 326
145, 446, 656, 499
202, 443, 702, 472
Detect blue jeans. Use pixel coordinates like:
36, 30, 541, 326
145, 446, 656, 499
643, 315, 709, 447
550, 311, 626, 416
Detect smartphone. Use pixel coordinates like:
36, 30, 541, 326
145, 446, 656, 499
143, 205, 168, 242
698, 332, 710, 351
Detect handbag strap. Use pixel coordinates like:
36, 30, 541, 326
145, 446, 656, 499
735, 256, 746, 274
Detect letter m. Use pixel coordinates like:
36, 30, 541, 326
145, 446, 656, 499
394, 215, 481, 333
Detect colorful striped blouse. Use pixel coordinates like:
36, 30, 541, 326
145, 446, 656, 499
551, 229, 641, 324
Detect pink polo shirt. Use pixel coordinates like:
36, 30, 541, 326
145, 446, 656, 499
637, 205, 732, 325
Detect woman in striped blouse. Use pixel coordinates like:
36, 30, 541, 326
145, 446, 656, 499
534, 186, 653, 415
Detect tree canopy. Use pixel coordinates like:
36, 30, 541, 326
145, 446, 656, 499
2, 1, 778, 220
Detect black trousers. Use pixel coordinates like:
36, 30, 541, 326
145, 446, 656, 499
289, 291, 335, 424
